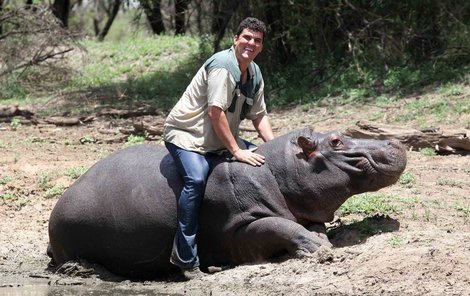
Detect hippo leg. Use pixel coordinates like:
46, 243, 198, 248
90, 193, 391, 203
230, 217, 332, 262
305, 222, 330, 243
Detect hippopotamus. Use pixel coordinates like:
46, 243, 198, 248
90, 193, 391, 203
48, 128, 407, 279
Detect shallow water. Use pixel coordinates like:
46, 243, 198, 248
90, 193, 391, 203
1, 285, 173, 296
0, 277, 173, 296
0, 285, 173, 296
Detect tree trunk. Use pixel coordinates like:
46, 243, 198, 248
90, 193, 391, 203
174, 0, 188, 35
264, 0, 291, 64
212, 0, 239, 52
52, 0, 70, 27
97, 0, 121, 41
140, 0, 165, 34
194, 0, 202, 34
0, 0, 3, 35
310, 1, 329, 75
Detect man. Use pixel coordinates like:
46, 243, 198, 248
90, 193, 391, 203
163, 17, 274, 280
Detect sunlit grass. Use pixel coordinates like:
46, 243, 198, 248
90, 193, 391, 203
337, 193, 403, 216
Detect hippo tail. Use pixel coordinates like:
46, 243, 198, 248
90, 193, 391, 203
46, 242, 57, 268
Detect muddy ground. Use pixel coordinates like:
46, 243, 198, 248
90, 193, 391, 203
1, 99, 469, 295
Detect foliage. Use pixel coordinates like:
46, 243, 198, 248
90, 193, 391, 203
419, 147, 437, 156
79, 135, 96, 144
64, 166, 88, 179
1, 1, 469, 113
260, 0, 470, 107
337, 193, 402, 216
399, 172, 416, 188
388, 235, 403, 248
395, 88, 470, 128
9, 117, 21, 130
0, 192, 16, 202
0, 5, 82, 100
60, 35, 205, 114
38, 173, 65, 199
0, 175, 13, 185
436, 178, 464, 188
38, 174, 52, 191
123, 134, 146, 147
44, 185, 65, 199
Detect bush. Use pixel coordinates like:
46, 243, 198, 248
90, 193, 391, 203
0, 5, 82, 101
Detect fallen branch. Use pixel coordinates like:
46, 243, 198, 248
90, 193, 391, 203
43, 116, 94, 126
97, 107, 163, 118
0, 105, 34, 118
344, 120, 470, 154
132, 122, 164, 136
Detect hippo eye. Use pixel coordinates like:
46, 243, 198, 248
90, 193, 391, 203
330, 138, 343, 148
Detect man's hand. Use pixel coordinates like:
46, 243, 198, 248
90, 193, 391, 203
233, 147, 265, 166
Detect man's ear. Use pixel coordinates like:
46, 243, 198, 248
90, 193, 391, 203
297, 136, 317, 159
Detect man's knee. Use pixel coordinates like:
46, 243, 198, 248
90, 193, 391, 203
185, 175, 207, 191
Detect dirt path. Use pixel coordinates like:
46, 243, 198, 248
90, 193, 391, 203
1, 103, 469, 295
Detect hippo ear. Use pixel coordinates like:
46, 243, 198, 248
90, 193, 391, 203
297, 136, 317, 159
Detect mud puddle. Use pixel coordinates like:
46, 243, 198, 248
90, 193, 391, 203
0, 278, 172, 296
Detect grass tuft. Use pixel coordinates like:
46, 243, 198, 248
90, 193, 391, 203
337, 193, 402, 216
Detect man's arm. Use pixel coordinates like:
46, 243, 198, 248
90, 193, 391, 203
208, 106, 266, 166
252, 113, 274, 142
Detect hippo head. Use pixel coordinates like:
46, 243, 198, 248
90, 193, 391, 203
297, 131, 407, 194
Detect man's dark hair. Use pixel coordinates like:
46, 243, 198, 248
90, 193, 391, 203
235, 17, 267, 41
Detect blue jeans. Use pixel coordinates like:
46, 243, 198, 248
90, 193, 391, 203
165, 142, 217, 269
165, 140, 256, 269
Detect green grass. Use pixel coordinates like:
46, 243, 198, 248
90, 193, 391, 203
38, 173, 66, 199
0, 191, 30, 207
0, 192, 16, 202
2, 25, 469, 119
38, 174, 52, 191
264, 58, 469, 109
337, 193, 420, 219
388, 235, 403, 248
436, 178, 464, 188
64, 166, 88, 179
10, 117, 21, 131
59, 35, 205, 115
123, 134, 146, 148
79, 135, 96, 144
24, 135, 46, 144
419, 147, 437, 156
44, 185, 65, 199
453, 204, 470, 224
398, 95, 469, 127
0, 175, 13, 185
337, 193, 403, 216
399, 171, 416, 188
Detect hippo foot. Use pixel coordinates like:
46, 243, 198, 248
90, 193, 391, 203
55, 260, 95, 277
294, 243, 333, 260
294, 248, 316, 258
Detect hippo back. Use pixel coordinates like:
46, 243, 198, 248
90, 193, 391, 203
48, 144, 182, 278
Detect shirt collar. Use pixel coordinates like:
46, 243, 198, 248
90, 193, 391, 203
230, 46, 254, 79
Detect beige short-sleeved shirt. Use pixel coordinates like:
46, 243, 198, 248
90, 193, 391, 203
163, 47, 267, 154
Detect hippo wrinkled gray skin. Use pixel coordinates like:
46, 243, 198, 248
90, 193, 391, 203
48, 128, 407, 279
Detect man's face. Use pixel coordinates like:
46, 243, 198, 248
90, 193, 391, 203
233, 28, 264, 64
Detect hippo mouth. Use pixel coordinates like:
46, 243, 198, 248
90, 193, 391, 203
356, 155, 400, 177
333, 141, 406, 177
